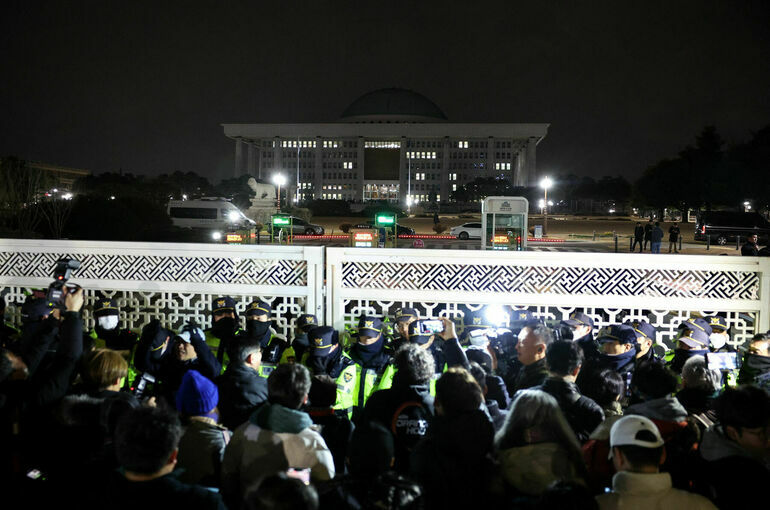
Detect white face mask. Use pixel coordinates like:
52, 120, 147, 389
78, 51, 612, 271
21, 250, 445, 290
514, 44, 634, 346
710, 332, 728, 350
97, 315, 119, 331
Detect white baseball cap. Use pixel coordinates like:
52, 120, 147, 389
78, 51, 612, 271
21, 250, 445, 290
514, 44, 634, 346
608, 415, 664, 458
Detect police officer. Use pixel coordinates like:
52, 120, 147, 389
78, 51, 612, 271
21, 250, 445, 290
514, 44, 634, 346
244, 300, 287, 378
406, 317, 468, 377
706, 316, 733, 353
205, 296, 240, 365
625, 319, 659, 364
341, 316, 397, 421
291, 313, 320, 364
560, 312, 600, 359
459, 308, 494, 346
668, 317, 713, 374
390, 307, 419, 351
90, 297, 138, 352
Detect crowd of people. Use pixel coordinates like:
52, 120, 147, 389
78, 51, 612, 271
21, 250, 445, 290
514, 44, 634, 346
1, 288, 769, 510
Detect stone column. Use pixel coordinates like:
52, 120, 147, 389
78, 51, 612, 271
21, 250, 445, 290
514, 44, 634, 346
525, 137, 538, 187
234, 138, 244, 178
247, 143, 257, 176
314, 137, 323, 200
357, 137, 365, 201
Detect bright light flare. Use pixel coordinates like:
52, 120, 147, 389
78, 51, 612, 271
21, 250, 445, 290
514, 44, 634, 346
484, 305, 509, 328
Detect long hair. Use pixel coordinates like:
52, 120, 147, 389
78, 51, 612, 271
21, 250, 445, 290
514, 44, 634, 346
495, 389, 587, 476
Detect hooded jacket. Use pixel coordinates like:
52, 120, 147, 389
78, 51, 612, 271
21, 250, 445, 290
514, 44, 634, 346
221, 402, 334, 509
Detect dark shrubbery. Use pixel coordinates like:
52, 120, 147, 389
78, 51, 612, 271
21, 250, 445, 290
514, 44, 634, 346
306, 200, 352, 217
64, 196, 173, 241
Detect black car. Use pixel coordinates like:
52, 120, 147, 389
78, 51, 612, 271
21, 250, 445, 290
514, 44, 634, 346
694, 211, 770, 245
351, 222, 416, 236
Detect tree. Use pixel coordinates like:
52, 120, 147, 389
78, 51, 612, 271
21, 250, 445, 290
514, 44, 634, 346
0, 156, 51, 237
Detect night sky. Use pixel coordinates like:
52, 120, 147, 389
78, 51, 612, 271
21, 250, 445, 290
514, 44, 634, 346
2, 1, 769, 183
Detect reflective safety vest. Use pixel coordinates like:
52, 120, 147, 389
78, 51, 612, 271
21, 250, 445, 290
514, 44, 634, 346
204, 329, 244, 373
257, 335, 295, 379
334, 358, 396, 418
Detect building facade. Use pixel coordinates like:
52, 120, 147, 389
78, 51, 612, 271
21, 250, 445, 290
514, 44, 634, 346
223, 88, 548, 204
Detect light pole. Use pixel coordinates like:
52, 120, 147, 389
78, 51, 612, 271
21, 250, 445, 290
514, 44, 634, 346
273, 174, 286, 212
540, 176, 553, 236
407, 152, 411, 214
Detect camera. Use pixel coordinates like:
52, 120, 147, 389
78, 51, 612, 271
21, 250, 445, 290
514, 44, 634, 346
47, 258, 81, 305
132, 372, 156, 399
552, 323, 574, 342
417, 319, 444, 335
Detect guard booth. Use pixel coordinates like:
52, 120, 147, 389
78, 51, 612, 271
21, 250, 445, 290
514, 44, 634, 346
270, 214, 293, 244
374, 213, 398, 248
481, 197, 528, 251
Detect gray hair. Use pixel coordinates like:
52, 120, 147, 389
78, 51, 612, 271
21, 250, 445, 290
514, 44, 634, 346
681, 355, 722, 392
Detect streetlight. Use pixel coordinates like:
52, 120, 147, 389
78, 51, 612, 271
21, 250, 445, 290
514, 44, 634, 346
273, 174, 286, 211
540, 176, 553, 236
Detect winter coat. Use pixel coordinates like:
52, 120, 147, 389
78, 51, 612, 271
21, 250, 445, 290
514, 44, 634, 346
696, 425, 770, 510
668, 225, 680, 242
221, 402, 334, 509
538, 377, 605, 443
634, 225, 645, 240
510, 357, 549, 394
485, 399, 508, 432
486, 374, 511, 410
103, 471, 226, 510
175, 419, 231, 488
582, 410, 624, 493
651, 226, 664, 243
215, 362, 268, 430
596, 471, 717, 510
361, 383, 434, 472
644, 223, 653, 240
498, 442, 586, 496
307, 407, 354, 476
410, 409, 496, 510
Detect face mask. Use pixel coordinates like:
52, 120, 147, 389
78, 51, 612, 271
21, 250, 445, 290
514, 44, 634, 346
212, 317, 237, 338
709, 332, 728, 351
97, 315, 119, 331
671, 348, 708, 374
599, 348, 636, 372
246, 320, 271, 345
355, 335, 384, 364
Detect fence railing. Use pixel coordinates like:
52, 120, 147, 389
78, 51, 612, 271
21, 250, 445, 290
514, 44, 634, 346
0, 239, 325, 337
326, 247, 770, 348
2, 240, 768, 349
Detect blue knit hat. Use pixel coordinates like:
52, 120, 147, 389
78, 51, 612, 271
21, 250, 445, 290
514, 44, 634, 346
176, 370, 218, 417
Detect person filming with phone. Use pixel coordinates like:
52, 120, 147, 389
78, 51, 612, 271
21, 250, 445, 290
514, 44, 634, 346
406, 317, 469, 377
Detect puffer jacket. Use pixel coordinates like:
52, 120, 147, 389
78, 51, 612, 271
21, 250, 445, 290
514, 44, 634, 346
498, 442, 586, 496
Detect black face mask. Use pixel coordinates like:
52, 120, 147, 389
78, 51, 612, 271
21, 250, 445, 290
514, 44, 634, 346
744, 353, 770, 374
598, 348, 637, 372
212, 317, 237, 339
246, 320, 271, 346
671, 348, 709, 373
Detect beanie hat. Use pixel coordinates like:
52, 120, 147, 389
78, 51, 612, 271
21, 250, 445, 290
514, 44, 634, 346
176, 370, 218, 417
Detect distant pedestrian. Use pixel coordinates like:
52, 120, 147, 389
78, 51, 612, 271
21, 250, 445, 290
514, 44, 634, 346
433, 212, 439, 225
741, 234, 760, 256
668, 222, 681, 253
650, 222, 664, 254
632, 222, 644, 253
643, 219, 654, 251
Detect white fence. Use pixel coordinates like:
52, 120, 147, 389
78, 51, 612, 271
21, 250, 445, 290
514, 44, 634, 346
326, 248, 770, 348
0, 239, 325, 337
2, 240, 769, 349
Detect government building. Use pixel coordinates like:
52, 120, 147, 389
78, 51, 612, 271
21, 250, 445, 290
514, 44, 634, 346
222, 88, 548, 204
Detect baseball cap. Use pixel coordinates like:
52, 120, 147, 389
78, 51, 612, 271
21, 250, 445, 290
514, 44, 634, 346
609, 415, 664, 457
245, 300, 271, 317
358, 316, 383, 337
510, 309, 535, 325
596, 324, 637, 345
624, 319, 656, 343
463, 309, 493, 329
678, 318, 712, 349
212, 296, 236, 315
93, 297, 119, 317
394, 307, 419, 323
407, 320, 431, 345
297, 314, 318, 332
308, 326, 336, 357
561, 312, 594, 329
706, 316, 728, 332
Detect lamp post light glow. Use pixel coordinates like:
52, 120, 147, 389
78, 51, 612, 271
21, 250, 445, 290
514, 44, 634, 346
273, 174, 286, 211
540, 176, 553, 236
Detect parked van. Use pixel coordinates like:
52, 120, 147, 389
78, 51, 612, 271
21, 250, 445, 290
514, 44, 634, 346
694, 211, 770, 245
167, 198, 256, 231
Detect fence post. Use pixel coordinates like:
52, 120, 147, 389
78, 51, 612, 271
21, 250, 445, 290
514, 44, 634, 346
679, 236, 682, 252
629, 236, 633, 252
593, 230, 596, 241
736, 235, 740, 251
614, 234, 618, 253
706, 234, 710, 250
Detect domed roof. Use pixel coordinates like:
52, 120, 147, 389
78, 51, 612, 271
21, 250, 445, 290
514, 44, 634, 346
340, 88, 447, 122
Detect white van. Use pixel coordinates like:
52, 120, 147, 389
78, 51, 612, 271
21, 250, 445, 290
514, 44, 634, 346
167, 198, 256, 231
